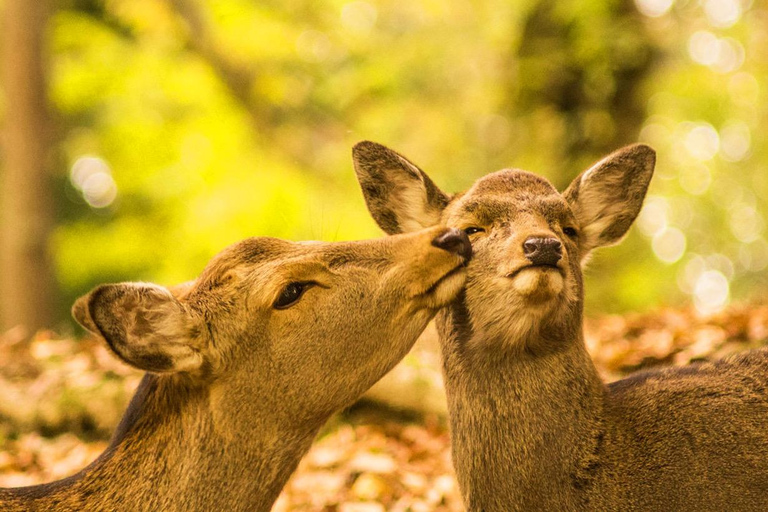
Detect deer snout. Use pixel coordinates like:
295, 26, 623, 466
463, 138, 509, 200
523, 236, 561, 267
432, 228, 472, 261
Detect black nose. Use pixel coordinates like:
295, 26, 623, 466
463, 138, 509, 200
432, 228, 472, 261
523, 237, 562, 266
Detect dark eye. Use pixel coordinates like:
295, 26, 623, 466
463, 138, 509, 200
563, 227, 578, 238
464, 227, 485, 236
274, 282, 312, 309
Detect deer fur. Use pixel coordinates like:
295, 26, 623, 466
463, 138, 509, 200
354, 140, 768, 511
0, 227, 470, 512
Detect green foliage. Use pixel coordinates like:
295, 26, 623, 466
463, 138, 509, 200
32, 0, 768, 319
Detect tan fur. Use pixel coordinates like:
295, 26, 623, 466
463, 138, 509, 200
0, 227, 469, 512
354, 141, 768, 511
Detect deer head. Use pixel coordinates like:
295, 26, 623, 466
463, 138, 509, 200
73, 227, 470, 426
353, 141, 654, 348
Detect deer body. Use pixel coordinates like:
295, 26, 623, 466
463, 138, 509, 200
2, 375, 315, 511
442, 322, 768, 511
354, 141, 768, 511
1, 227, 471, 512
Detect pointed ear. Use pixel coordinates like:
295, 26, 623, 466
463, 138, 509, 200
563, 144, 655, 256
352, 141, 450, 234
73, 283, 207, 374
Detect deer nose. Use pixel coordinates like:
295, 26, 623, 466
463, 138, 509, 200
523, 237, 562, 267
432, 228, 472, 261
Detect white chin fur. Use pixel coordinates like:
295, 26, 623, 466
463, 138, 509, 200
511, 267, 564, 303
465, 271, 568, 346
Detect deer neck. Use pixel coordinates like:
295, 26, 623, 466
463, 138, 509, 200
436, 299, 606, 512
1, 374, 319, 512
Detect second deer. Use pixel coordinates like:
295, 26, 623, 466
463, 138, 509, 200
354, 141, 768, 512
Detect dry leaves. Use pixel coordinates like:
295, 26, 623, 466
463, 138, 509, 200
274, 413, 462, 511
585, 303, 768, 380
1, 302, 768, 509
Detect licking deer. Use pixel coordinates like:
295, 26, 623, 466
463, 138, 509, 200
0, 226, 471, 511
354, 141, 768, 511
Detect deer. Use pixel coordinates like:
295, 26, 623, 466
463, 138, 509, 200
0, 226, 472, 512
353, 140, 768, 512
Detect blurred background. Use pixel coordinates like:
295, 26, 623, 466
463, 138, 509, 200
2, 0, 768, 508
1, 0, 767, 337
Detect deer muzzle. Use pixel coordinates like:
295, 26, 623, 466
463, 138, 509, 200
523, 236, 562, 267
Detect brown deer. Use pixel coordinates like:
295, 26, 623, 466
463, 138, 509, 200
0, 226, 471, 512
354, 141, 768, 511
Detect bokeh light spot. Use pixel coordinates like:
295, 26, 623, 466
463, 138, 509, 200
720, 121, 751, 162
729, 205, 764, 243
684, 123, 719, 161
652, 227, 686, 264
703, 0, 741, 28
341, 1, 378, 33
70, 156, 118, 209
688, 31, 719, 66
70, 156, 110, 190
693, 270, 730, 316
81, 172, 118, 208
634, 0, 674, 17
688, 32, 744, 73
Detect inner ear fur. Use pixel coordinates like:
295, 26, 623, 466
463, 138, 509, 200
352, 141, 450, 234
73, 282, 207, 374
563, 144, 655, 255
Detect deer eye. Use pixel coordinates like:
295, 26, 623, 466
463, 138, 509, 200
563, 227, 578, 238
464, 227, 485, 236
274, 282, 314, 309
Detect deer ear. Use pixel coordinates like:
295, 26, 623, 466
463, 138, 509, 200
73, 283, 207, 374
353, 141, 450, 234
563, 144, 655, 256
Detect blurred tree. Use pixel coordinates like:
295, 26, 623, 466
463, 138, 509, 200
0, 0, 58, 335
513, 0, 656, 187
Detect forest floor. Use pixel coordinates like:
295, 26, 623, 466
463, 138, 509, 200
2, 302, 768, 511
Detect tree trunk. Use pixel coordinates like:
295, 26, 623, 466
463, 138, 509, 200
0, 0, 56, 336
